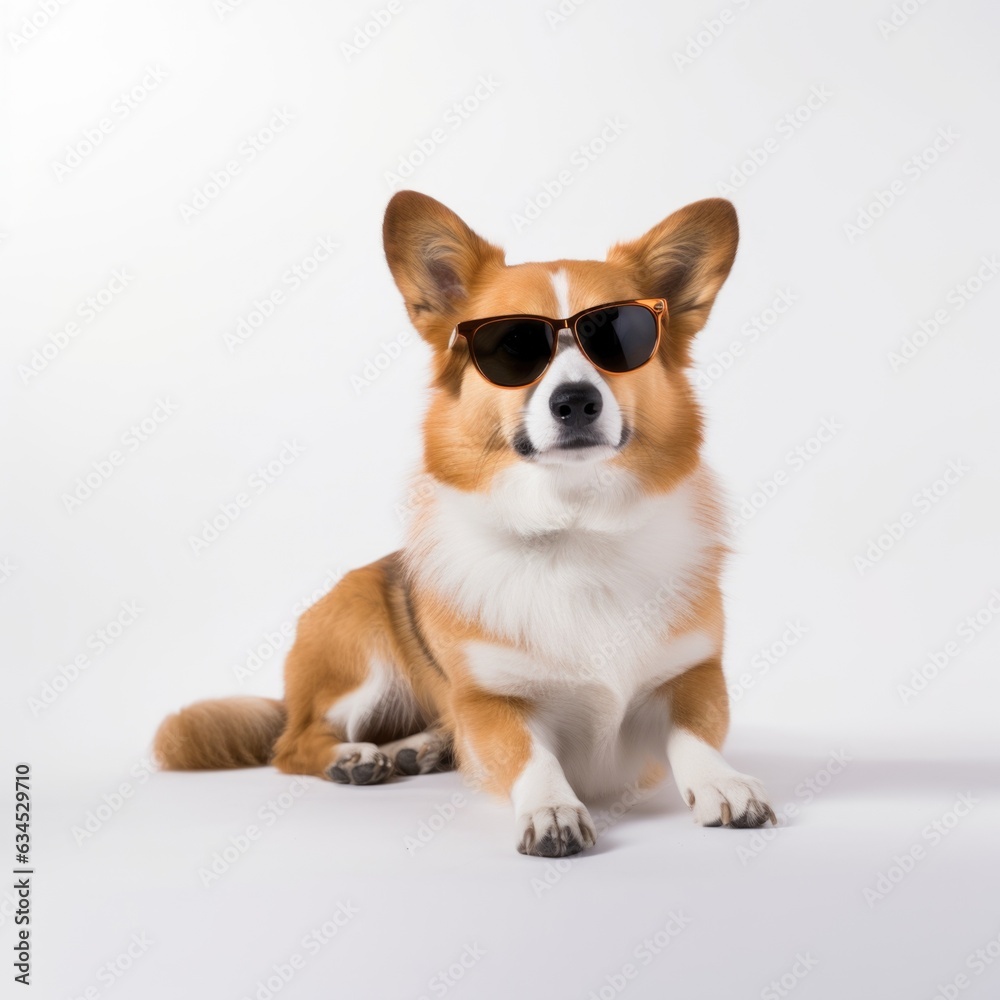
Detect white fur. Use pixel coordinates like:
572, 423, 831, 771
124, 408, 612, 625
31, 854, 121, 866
408, 464, 721, 668
406, 463, 725, 799
465, 630, 713, 697
324, 658, 420, 742
510, 737, 596, 852
511, 738, 581, 814
467, 631, 714, 799
666, 728, 772, 826
550, 267, 572, 319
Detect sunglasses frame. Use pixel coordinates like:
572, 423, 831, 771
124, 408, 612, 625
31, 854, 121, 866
449, 298, 667, 389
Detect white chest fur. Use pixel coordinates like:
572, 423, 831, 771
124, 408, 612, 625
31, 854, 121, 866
407, 462, 723, 680
406, 462, 725, 798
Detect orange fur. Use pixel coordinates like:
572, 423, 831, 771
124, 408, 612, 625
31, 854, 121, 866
661, 657, 730, 751
155, 697, 285, 770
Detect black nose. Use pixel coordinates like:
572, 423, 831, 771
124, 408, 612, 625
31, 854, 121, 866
549, 382, 603, 427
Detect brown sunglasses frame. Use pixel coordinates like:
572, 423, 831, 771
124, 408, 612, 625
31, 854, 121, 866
449, 298, 668, 389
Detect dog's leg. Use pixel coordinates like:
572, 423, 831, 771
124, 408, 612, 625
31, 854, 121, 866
511, 740, 597, 857
454, 687, 596, 857
662, 657, 776, 828
272, 557, 426, 786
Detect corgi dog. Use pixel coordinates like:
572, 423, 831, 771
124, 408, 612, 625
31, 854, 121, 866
155, 191, 776, 856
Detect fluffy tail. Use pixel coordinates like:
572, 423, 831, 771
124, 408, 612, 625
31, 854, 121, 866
154, 696, 287, 770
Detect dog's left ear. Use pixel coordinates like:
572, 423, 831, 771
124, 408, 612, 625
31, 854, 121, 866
608, 198, 738, 361
383, 191, 505, 347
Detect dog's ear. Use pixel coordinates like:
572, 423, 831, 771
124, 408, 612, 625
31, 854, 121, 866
608, 198, 738, 364
383, 191, 505, 347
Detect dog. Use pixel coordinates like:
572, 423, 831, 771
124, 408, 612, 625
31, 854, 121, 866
155, 190, 776, 856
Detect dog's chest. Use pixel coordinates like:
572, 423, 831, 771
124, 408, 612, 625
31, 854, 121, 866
410, 466, 721, 683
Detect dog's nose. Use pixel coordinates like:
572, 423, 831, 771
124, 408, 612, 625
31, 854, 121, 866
549, 382, 603, 427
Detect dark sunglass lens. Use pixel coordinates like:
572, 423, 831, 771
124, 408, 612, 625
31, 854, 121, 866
577, 305, 658, 372
471, 319, 554, 387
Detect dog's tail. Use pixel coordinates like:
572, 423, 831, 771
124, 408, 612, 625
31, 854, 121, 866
154, 696, 287, 770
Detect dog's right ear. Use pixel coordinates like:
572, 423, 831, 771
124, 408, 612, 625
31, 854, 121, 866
383, 191, 505, 346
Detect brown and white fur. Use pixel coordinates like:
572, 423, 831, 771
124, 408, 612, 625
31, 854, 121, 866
155, 191, 775, 856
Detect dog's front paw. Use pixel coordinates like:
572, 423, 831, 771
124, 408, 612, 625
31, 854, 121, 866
325, 743, 394, 785
685, 772, 776, 828
516, 803, 597, 857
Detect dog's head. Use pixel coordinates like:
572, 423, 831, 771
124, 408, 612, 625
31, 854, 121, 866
383, 191, 737, 498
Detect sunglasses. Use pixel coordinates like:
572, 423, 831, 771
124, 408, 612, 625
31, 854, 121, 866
449, 298, 667, 388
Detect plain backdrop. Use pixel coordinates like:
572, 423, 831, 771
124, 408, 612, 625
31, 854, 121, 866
3, 1, 999, 998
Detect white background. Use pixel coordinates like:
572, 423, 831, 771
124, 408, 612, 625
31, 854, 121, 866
3, 1, 1000, 998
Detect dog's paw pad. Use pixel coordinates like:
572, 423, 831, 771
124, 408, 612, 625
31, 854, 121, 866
325, 744, 393, 785
382, 731, 453, 776
516, 804, 596, 857
395, 748, 420, 775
